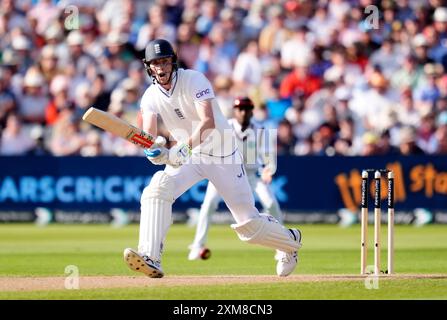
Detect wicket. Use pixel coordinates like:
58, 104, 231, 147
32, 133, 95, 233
360, 169, 395, 275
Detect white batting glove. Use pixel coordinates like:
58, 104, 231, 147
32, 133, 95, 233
144, 136, 168, 166
168, 142, 192, 167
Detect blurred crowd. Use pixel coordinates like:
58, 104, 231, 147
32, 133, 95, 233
1, 0, 447, 157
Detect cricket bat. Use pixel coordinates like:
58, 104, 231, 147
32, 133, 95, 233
82, 107, 155, 149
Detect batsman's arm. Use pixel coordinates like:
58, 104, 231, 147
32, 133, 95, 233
141, 110, 167, 164
142, 110, 158, 138
188, 99, 215, 148
164, 99, 215, 167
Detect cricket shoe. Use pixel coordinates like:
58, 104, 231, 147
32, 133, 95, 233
123, 248, 164, 278
188, 246, 202, 260
188, 246, 211, 260
276, 228, 302, 277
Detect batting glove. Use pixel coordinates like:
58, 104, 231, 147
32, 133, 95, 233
168, 142, 192, 167
144, 136, 168, 166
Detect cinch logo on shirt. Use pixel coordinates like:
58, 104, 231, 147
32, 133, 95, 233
195, 88, 210, 98
174, 108, 185, 119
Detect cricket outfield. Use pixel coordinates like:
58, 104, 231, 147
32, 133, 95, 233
0, 223, 446, 300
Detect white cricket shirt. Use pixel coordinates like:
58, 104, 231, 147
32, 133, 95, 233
140, 69, 236, 157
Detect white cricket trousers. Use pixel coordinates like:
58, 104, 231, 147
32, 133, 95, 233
167, 152, 259, 223
138, 151, 259, 260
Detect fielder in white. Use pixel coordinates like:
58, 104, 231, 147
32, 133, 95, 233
123, 39, 302, 278
188, 97, 284, 260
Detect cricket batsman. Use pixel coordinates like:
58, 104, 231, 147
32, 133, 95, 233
188, 96, 284, 260
123, 39, 302, 278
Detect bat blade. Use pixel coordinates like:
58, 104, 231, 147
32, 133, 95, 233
82, 107, 154, 149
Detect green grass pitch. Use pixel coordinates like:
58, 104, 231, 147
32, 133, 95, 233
0, 223, 446, 299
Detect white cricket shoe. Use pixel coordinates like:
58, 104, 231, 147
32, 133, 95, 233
276, 228, 302, 277
123, 248, 164, 278
188, 245, 211, 260
188, 246, 203, 260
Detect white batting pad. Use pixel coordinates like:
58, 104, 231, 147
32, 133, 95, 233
138, 171, 174, 261
231, 215, 299, 252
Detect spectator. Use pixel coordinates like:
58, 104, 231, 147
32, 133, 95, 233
257, 54, 284, 103
303, 81, 337, 133
0, 0, 31, 37
11, 34, 33, 75
39, 45, 61, 84
432, 111, 447, 154
66, 30, 95, 77
43, 22, 68, 65
80, 130, 103, 157
398, 126, 425, 155
414, 63, 443, 106
369, 39, 402, 78
308, 4, 336, 47
350, 71, 399, 133
396, 87, 421, 128
378, 130, 400, 156
320, 104, 340, 136
280, 26, 312, 70
324, 46, 362, 88
27, 0, 60, 37
72, 82, 93, 121
416, 111, 438, 154
219, 8, 244, 48
49, 110, 84, 156
17, 68, 49, 124
176, 21, 201, 69
280, 52, 321, 99
0, 113, 35, 155
27, 125, 50, 156
285, 100, 313, 142
334, 86, 354, 119
195, 23, 237, 80
337, 116, 355, 144
45, 74, 74, 125
90, 73, 111, 112
232, 40, 262, 92
100, 88, 140, 156
119, 78, 141, 116
360, 131, 381, 156
433, 7, 447, 41
309, 45, 332, 79
412, 34, 435, 66
333, 137, 353, 156
104, 31, 135, 68
240, 2, 265, 41
277, 119, 297, 155
0, 67, 16, 128
426, 18, 447, 70
258, 4, 290, 55
136, 4, 176, 51
195, 0, 219, 37
213, 75, 235, 119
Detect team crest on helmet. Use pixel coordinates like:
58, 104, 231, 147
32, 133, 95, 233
154, 43, 161, 54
